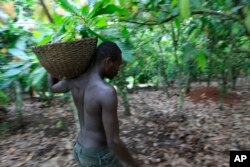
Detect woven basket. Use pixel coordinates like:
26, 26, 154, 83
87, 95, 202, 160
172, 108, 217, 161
32, 38, 97, 79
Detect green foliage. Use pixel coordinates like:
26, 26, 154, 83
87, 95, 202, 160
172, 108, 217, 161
179, 0, 191, 19
0, 91, 9, 108
56, 119, 63, 128
58, 0, 81, 16
244, 5, 250, 32
0, 0, 249, 110
0, 122, 10, 135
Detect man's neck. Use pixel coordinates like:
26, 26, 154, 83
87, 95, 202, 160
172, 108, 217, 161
89, 65, 105, 80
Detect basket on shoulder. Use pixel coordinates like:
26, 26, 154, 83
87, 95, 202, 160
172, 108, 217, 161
32, 38, 97, 79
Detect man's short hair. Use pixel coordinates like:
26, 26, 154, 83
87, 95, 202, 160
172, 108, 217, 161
94, 41, 122, 64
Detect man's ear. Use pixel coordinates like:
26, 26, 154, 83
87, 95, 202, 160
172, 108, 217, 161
105, 57, 113, 66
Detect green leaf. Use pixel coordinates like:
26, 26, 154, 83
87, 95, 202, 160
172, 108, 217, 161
119, 0, 127, 7
87, 28, 107, 41
33, 30, 41, 38
87, 0, 97, 7
56, 119, 62, 128
231, 5, 243, 13
171, 0, 177, 8
81, 5, 89, 17
0, 91, 9, 107
8, 48, 30, 61
1, 63, 31, 78
87, 1, 104, 20
197, 51, 206, 70
30, 67, 46, 87
20, 63, 32, 71
0, 79, 14, 89
1, 68, 22, 78
15, 37, 27, 50
91, 4, 128, 18
121, 27, 129, 37
179, 0, 191, 19
1, 62, 24, 70
93, 17, 108, 28
57, 0, 80, 16
52, 13, 64, 25
174, 18, 180, 28
190, 0, 201, 8
170, 7, 179, 16
183, 43, 196, 60
37, 35, 53, 45
245, 12, 250, 32
116, 42, 134, 62
126, 76, 134, 85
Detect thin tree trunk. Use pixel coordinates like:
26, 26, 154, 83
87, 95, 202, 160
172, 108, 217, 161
171, 23, 184, 110
207, 71, 211, 87
219, 59, 228, 111
231, 69, 237, 90
118, 86, 131, 116
118, 66, 131, 116
15, 81, 23, 126
219, 74, 227, 111
158, 41, 170, 97
186, 73, 191, 93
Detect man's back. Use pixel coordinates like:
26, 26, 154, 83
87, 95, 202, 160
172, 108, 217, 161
69, 73, 109, 148
48, 41, 139, 166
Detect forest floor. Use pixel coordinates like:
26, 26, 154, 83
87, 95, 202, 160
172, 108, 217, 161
0, 82, 250, 167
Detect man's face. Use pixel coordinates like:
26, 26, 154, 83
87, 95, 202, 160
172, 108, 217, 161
105, 56, 123, 79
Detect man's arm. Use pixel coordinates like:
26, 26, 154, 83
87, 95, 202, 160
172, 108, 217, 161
101, 86, 139, 167
48, 73, 70, 93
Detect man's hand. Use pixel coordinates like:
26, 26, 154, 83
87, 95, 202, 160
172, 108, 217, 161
48, 73, 70, 93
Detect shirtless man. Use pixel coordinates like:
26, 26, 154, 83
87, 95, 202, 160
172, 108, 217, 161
48, 41, 139, 167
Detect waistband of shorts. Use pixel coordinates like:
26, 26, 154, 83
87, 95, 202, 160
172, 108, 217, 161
74, 141, 110, 154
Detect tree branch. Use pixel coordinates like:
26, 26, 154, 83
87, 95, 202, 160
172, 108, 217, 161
233, 49, 250, 54
120, 9, 242, 25
39, 0, 54, 24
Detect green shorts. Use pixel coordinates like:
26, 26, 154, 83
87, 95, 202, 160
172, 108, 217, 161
73, 142, 126, 167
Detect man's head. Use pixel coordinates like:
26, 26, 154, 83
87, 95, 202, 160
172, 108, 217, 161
94, 41, 123, 79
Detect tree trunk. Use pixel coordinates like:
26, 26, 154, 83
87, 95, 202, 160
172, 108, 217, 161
219, 65, 227, 111
158, 41, 170, 97
231, 66, 238, 90
171, 23, 184, 110
118, 66, 131, 116
15, 81, 23, 126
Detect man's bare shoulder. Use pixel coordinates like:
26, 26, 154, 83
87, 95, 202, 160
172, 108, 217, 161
95, 83, 117, 98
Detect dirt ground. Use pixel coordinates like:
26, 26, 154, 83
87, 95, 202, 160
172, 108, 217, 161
0, 84, 250, 167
